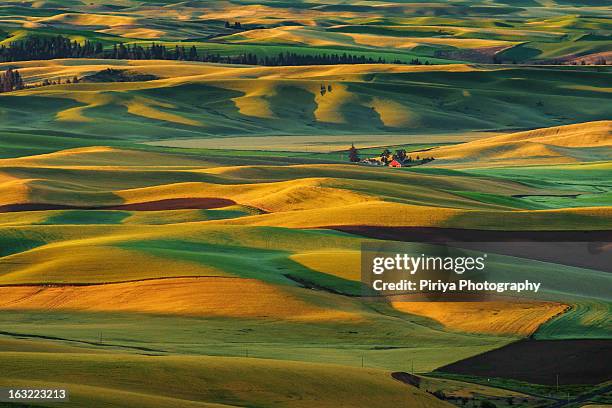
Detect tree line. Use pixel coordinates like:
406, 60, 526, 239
0, 36, 103, 62
0, 35, 429, 66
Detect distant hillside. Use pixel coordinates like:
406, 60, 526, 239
0, 60, 610, 152
0, 0, 609, 64
430, 121, 612, 168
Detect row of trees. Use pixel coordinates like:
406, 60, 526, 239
107, 44, 406, 65
224, 21, 243, 29
0, 67, 81, 93
40, 76, 80, 87
0, 68, 24, 93
380, 148, 434, 164
0, 35, 426, 66
348, 145, 435, 165
0, 36, 103, 61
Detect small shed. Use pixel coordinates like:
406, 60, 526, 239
389, 159, 402, 168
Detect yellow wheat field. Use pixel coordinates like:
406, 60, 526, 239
393, 301, 568, 336
0, 277, 362, 321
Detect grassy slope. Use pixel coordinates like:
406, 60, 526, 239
0, 308, 510, 374
429, 121, 612, 168
0, 352, 453, 408
535, 301, 612, 340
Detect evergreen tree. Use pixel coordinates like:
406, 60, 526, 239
348, 144, 360, 162
394, 149, 407, 162
381, 148, 391, 164
189, 45, 198, 60
0, 68, 24, 93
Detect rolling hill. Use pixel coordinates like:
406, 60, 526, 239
0, 60, 610, 158
0, 352, 453, 408
1, 0, 610, 64
430, 120, 612, 167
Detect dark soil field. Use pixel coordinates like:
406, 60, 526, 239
338, 226, 612, 273
436, 339, 612, 385
334, 226, 612, 243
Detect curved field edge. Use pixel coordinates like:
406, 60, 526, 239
534, 301, 612, 340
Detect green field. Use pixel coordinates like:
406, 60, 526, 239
0, 351, 454, 408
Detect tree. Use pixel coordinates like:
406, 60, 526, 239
480, 401, 497, 408
381, 148, 391, 164
189, 45, 198, 61
394, 149, 407, 162
348, 144, 360, 162
0, 68, 24, 93
224, 21, 231, 28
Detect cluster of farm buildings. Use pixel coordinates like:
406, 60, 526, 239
360, 152, 435, 168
